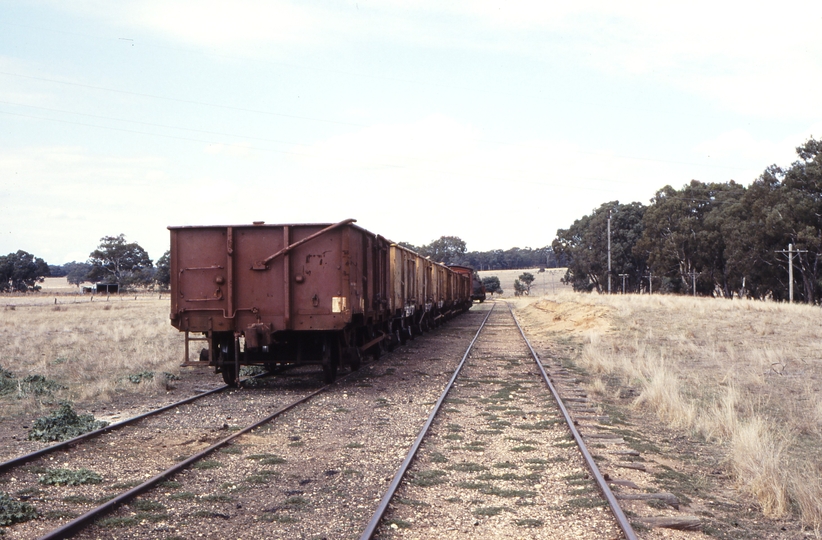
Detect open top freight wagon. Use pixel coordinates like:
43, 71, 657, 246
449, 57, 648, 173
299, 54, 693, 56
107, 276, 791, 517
169, 218, 474, 385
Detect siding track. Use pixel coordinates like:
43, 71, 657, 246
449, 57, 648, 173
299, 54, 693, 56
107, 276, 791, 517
364, 302, 636, 539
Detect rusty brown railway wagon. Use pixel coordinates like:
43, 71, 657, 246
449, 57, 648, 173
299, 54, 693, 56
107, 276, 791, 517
169, 219, 394, 385
448, 265, 485, 303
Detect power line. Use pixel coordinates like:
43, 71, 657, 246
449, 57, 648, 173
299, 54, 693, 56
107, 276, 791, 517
0, 109, 629, 195
0, 71, 366, 127
0, 71, 754, 173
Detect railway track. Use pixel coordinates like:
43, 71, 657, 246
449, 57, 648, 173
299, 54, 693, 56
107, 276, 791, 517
0, 311, 487, 539
363, 302, 636, 539
0, 369, 335, 539
1, 303, 659, 538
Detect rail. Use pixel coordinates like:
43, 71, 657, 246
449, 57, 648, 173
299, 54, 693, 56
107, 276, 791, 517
359, 304, 495, 539
508, 302, 638, 540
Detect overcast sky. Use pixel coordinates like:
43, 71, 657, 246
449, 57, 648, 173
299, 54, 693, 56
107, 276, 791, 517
2, 1, 821, 265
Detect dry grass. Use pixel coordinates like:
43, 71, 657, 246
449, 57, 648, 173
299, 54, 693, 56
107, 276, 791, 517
513, 291, 822, 532
477, 267, 571, 299
0, 296, 183, 417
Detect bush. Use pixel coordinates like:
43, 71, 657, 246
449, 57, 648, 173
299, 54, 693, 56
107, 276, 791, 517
0, 367, 65, 400
0, 492, 37, 526
27, 403, 109, 442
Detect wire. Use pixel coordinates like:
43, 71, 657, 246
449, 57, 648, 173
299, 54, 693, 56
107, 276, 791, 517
0, 71, 366, 127
0, 109, 630, 195
0, 71, 752, 173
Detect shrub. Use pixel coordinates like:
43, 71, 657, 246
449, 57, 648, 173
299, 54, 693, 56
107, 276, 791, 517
27, 403, 108, 442
0, 492, 37, 526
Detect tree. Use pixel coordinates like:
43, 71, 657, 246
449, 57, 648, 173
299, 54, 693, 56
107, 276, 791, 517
87, 235, 152, 286
518, 272, 535, 294
553, 201, 647, 293
48, 265, 67, 277
154, 251, 171, 290
636, 181, 744, 297
482, 276, 503, 297
0, 251, 50, 292
62, 262, 93, 286
418, 236, 467, 265
513, 279, 526, 296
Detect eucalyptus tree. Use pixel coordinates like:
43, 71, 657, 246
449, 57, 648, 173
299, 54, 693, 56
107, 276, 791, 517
553, 201, 647, 292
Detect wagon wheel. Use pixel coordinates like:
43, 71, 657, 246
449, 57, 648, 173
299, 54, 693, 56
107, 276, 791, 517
380, 328, 392, 354
321, 335, 338, 384
349, 346, 362, 371
217, 342, 238, 387
363, 327, 382, 361
386, 325, 398, 352
221, 362, 237, 387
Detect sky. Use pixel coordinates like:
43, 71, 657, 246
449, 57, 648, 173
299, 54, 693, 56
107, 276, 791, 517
1, 1, 822, 265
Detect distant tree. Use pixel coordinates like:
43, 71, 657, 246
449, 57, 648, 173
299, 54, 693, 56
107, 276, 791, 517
419, 236, 467, 265
397, 241, 419, 252
87, 235, 152, 286
513, 279, 525, 296
48, 264, 67, 277
154, 251, 171, 290
464, 246, 554, 271
518, 272, 535, 294
63, 262, 93, 286
0, 250, 50, 292
482, 276, 502, 297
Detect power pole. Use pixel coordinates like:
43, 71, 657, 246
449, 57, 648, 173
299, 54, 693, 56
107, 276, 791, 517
607, 210, 612, 294
619, 273, 628, 294
647, 272, 653, 295
776, 244, 808, 302
690, 270, 699, 297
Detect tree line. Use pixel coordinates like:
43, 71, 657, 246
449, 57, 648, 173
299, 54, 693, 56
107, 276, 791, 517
552, 138, 822, 302
400, 236, 565, 270
1, 234, 170, 293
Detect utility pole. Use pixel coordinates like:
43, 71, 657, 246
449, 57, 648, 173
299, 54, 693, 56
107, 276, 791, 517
619, 273, 628, 294
776, 244, 807, 302
607, 210, 612, 294
647, 272, 653, 295
690, 270, 698, 297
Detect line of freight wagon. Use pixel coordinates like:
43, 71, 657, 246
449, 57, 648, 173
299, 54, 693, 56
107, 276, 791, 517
168, 219, 486, 385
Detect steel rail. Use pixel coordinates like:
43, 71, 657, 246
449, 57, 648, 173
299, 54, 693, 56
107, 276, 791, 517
35, 367, 364, 540
0, 384, 228, 474
508, 303, 638, 540
359, 304, 495, 540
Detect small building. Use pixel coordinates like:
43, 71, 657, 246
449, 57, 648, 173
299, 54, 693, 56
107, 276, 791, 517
95, 283, 119, 294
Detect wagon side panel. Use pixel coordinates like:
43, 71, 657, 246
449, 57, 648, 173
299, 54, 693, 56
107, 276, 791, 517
169, 227, 234, 334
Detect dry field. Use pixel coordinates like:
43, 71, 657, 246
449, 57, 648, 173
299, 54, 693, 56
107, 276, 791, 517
477, 267, 571, 299
0, 293, 185, 418
513, 291, 822, 534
